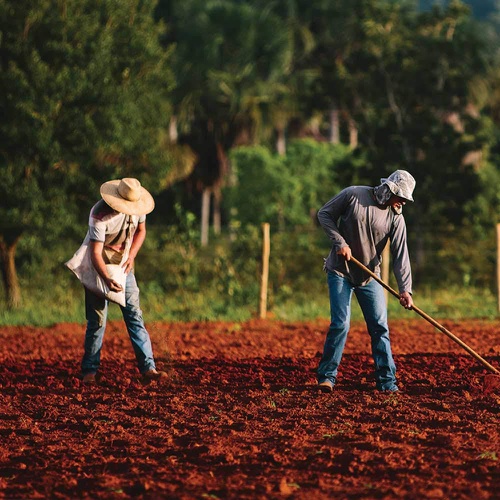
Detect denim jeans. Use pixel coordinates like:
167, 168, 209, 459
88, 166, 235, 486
82, 271, 156, 375
317, 271, 398, 391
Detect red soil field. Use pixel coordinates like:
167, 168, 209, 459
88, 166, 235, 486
0, 318, 499, 499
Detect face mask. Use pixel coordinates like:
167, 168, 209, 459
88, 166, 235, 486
374, 183, 403, 214
373, 184, 393, 205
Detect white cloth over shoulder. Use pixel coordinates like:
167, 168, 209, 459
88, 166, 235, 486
65, 233, 127, 307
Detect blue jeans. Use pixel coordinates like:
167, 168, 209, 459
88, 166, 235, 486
82, 272, 156, 375
317, 271, 398, 391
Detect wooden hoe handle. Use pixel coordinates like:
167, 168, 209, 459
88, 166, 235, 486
349, 256, 500, 375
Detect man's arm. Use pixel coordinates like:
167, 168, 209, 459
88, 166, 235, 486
89, 240, 123, 292
317, 188, 350, 254
122, 221, 147, 274
390, 215, 413, 309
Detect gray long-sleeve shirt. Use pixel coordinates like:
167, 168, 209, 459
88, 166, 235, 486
318, 186, 412, 293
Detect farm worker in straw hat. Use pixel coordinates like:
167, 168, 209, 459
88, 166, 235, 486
66, 178, 166, 385
316, 170, 416, 393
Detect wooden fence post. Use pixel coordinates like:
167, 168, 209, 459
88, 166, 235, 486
259, 223, 270, 319
200, 188, 211, 247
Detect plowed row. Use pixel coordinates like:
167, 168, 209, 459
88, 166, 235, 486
0, 319, 499, 499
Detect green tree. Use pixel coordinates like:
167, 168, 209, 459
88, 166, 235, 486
225, 139, 357, 229
225, 146, 283, 227
155, 0, 295, 243
350, 0, 496, 281
0, 0, 174, 307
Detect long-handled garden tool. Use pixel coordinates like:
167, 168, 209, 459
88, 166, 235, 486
349, 256, 500, 380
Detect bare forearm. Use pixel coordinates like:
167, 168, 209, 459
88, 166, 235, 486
129, 229, 146, 260
122, 222, 146, 274
90, 250, 110, 281
89, 240, 123, 292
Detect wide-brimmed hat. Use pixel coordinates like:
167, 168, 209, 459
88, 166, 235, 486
100, 178, 155, 215
380, 170, 415, 202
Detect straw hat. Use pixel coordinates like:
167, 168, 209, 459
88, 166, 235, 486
100, 178, 155, 215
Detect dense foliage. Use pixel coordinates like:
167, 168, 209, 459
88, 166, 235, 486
0, 0, 174, 306
1, 0, 499, 315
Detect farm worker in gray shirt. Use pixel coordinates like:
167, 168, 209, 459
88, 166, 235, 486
316, 170, 416, 393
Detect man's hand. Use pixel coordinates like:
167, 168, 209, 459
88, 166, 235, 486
121, 255, 136, 274
106, 278, 123, 292
399, 291, 413, 310
90, 240, 124, 292
337, 246, 352, 261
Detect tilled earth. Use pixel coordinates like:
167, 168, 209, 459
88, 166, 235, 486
0, 318, 499, 499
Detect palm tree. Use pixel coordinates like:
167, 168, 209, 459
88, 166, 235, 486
156, 0, 295, 244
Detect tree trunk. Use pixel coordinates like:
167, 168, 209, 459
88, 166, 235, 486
414, 233, 425, 287
169, 115, 178, 144
348, 116, 358, 148
212, 186, 221, 235
329, 106, 340, 144
0, 235, 22, 309
201, 187, 211, 247
276, 126, 286, 156
413, 211, 425, 286
213, 142, 228, 236
382, 65, 411, 164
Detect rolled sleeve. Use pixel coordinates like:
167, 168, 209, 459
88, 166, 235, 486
89, 217, 107, 242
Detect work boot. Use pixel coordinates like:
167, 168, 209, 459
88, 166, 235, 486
379, 385, 399, 392
142, 369, 168, 384
82, 373, 96, 385
317, 380, 334, 393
